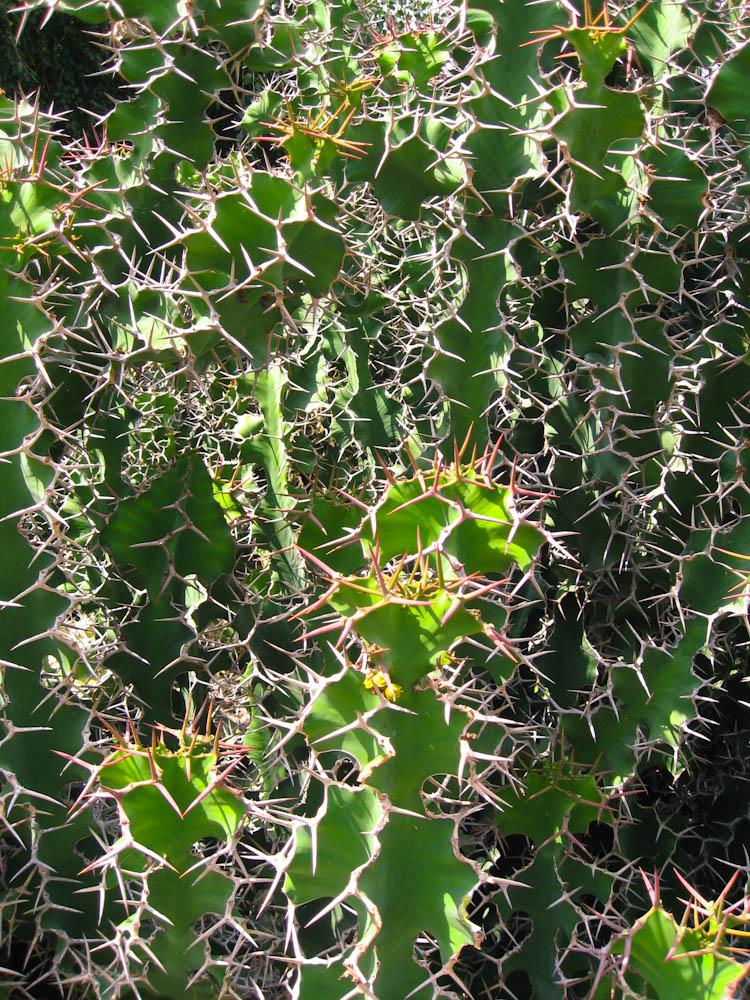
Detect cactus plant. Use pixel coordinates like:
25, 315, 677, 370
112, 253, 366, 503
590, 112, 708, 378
2, 0, 750, 998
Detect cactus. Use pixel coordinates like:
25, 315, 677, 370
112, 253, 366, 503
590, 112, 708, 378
591, 870, 750, 1000
2, 0, 750, 998
60, 720, 247, 999
287, 449, 547, 997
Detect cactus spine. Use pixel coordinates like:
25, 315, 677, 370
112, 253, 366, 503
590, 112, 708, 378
2, 1, 750, 998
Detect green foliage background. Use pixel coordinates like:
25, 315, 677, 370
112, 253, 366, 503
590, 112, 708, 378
1, 1, 750, 999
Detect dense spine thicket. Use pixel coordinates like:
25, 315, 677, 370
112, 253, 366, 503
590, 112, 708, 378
2, 1, 750, 998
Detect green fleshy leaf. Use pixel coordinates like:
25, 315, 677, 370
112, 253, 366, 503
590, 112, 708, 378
99, 741, 245, 868
101, 456, 234, 597
609, 906, 750, 1000
629, 0, 697, 78
552, 86, 644, 225
643, 144, 708, 232
499, 846, 612, 1000
303, 668, 382, 769
496, 764, 607, 844
563, 619, 704, 779
325, 575, 483, 687
286, 196, 346, 297
373, 117, 464, 219
706, 39, 750, 125
359, 814, 479, 1000
285, 784, 380, 905
361, 470, 544, 571
241, 89, 285, 138
563, 26, 628, 89
72, 735, 246, 996
297, 498, 364, 576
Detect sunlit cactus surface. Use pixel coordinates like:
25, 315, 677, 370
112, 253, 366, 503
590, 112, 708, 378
3, 1, 750, 998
